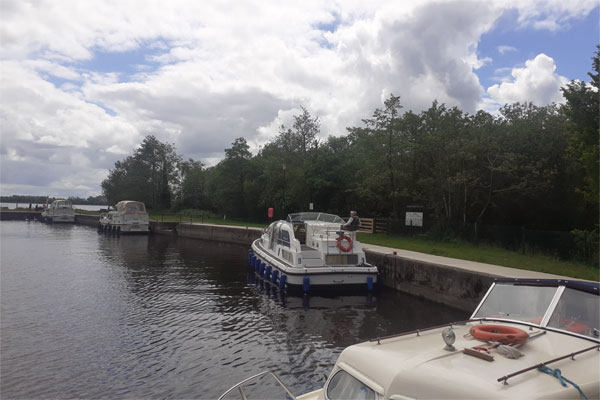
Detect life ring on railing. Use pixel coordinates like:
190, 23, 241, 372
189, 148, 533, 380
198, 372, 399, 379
337, 235, 353, 252
470, 324, 529, 345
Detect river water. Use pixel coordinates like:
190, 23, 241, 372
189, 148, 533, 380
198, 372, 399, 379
0, 221, 468, 399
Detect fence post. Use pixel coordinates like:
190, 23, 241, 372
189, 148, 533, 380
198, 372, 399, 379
161, 214, 164, 222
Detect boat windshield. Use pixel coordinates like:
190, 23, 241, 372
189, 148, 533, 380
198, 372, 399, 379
472, 281, 600, 339
547, 287, 599, 339
116, 202, 147, 214
287, 212, 344, 224
53, 200, 72, 209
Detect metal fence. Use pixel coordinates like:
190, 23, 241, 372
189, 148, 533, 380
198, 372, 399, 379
368, 217, 598, 265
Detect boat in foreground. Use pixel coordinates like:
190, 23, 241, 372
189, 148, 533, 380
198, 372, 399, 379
98, 200, 149, 234
219, 278, 599, 399
249, 212, 378, 293
40, 199, 75, 223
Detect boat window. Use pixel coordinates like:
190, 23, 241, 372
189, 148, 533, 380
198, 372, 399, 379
326, 370, 376, 400
279, 229, 290, 247
547, 288, 599, 339
472, 284, 558, 323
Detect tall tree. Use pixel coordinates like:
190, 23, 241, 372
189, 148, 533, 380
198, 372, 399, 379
102, 135, 182, 209
179, 158, 206, 210
207, 137, 253, 218
560, 45, 599, 227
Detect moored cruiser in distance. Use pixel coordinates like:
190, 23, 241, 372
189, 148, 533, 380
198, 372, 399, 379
98, 200, 149, 234
249, 212, 378, 293
220, 278, 599, 399
40, 199, 75, 223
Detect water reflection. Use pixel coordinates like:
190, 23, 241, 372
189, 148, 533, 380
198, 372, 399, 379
1, 221, 469, 399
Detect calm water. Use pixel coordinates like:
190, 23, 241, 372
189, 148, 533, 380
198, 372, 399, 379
0, 221, 468, 399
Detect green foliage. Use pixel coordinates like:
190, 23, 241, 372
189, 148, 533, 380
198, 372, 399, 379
101, 135, 182, 210
560, 45, 599, 220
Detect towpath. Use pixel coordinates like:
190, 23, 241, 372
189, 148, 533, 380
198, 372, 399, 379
361, 243, 576, 280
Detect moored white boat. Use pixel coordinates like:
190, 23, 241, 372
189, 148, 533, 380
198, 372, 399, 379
220, 278, 599, 399
249, 212, 378, 293
98, 200, 149, 234
40, 199, 75, 223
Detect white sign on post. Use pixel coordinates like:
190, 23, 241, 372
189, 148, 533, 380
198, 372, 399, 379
309, 203, 313, 210
405, 212, 423, 227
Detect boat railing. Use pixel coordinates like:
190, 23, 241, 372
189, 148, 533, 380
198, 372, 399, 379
217, 371, 296, 400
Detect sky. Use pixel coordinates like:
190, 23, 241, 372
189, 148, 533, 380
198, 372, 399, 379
1, 0, 598, 199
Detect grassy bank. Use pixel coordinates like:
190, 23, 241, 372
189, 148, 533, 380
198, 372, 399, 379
357, 233, 599, 281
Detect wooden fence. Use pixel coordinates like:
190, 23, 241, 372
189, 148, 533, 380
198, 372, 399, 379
359, 218, 388, 234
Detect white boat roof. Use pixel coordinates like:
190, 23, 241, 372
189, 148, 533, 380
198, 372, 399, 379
329, 279, 599, 399
115, 201, 147, 214
337, 323, 598, 399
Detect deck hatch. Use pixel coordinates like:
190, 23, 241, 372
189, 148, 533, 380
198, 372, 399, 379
326, 254, 358, 265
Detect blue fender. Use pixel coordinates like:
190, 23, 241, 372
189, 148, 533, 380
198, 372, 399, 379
279, 274, 287, 289
303, 276, 310, 293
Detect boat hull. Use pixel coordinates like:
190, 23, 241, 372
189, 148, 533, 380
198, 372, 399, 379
250, 239, 378, 292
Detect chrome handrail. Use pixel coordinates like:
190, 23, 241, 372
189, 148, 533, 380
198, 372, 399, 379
218, 371, 297, 400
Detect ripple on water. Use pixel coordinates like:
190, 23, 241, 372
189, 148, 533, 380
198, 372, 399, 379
0, 222, 469, 399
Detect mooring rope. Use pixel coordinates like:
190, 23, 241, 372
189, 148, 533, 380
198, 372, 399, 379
537, 365, 588, 400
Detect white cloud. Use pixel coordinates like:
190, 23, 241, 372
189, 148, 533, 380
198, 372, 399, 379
485, 53, 568, 108
506, 0, 598, 31
0, 0, 595, 197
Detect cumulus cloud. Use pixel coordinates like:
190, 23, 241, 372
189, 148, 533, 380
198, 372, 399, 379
486, 53, 568, 107
0, 0, 595, 197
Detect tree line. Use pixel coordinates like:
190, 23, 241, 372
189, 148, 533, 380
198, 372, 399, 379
102, 48, 599, 238
1, 194, 107, 206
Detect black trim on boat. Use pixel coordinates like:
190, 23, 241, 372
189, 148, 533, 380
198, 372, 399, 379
494, 278, 599, 295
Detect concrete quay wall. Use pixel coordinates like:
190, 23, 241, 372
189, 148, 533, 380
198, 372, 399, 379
364, 250, 493, 311
0, 211, 42, 220
75, 214, 100, 227
176, 222, 261, 246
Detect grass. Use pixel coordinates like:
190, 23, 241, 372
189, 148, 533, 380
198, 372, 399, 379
357, 233, 599, 281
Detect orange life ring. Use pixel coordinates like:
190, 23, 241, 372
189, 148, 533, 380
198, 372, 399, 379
337, 235, 353, 252
470, 324, 529, 345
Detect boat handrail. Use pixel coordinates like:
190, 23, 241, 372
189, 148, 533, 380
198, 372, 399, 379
368, 319, 474, 344
217, 371, 297, 400
497, 344, 600, 385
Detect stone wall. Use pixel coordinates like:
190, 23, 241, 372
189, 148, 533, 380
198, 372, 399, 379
176, 223, 261, 245
0, 211, 41, 220
365, 250, 495, 311
75, 214, 100, 227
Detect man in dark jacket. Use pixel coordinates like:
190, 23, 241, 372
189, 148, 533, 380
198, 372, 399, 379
341, 210, 360, 231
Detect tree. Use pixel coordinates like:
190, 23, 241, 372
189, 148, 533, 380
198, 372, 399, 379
207, 137, 254, 218
560, 45, 599, 226
179, 159, 206, 210
101, 135, 182, 209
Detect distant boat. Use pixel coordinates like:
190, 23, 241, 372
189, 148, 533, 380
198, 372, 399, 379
41, 199, 75, 223
98, 201, 149, 234
249, 212, 378, 293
